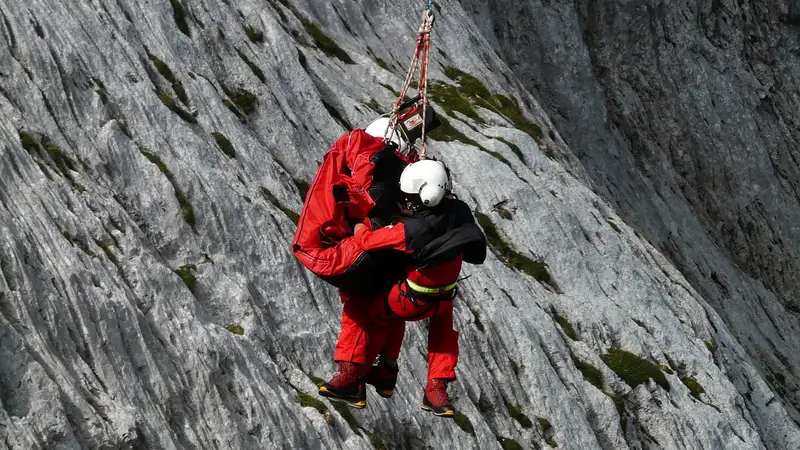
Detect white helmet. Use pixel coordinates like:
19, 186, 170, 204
399, 159, 450, 207
364, 117, 409, 154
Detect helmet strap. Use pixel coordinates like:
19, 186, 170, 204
401, 193, 423, 213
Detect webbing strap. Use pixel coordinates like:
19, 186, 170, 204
406, 278, 457, 294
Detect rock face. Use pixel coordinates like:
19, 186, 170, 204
0, 0, 798, 449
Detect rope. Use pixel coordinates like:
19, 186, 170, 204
417, 9, 433, 159
383, 3, 435, 159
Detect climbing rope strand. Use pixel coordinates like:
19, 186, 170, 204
383, 12, 426, 139
418, 13, 433, 158
383, 40, 421, 141
395, 11, 430, 113
384, 44, 420, 138
383, 6, 435, 157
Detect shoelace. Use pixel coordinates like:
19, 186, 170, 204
430, 380, 449, 404
332, 363, 358, 385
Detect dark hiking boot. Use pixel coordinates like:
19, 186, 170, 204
363, 358, 399, 398
420, 378, 455, 417
318, 362, 367, 408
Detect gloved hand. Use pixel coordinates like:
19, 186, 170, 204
319, 201, 365, 246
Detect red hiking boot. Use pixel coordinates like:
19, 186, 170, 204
363, 358, 398, 398
318, 362, 367, 409
421, 378, 455, 417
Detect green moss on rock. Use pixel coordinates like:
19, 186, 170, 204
429, 66, 545, 142
158, 93, 196, 124
175, 264, 197, 292
170, 0, 191, 36
298, 391, 327, 414
604, 392, 627, 430
224, 323, 244, 335
427, 117, 479, 146
476, 212, 553, 285
658, 364, 675, 375
223, 100, 247, 123
235, 49, 266, 83
226, 88, 258, 116
573, 357, 603, 389
140, 151, 196, 229
19, 131, 39, 154
92, 78, 109, 104
95, 239, 118, 265
366, 431, 387, 450
552, 309, 579, 340
148, 54, 188, 105
375, 58, 389, 70
41, 136, 78, 180
505, 400, 533, 428
681, 376, 705, 400
244, 24, 264, 42
302, 20, 353, 64
444, 67, 493, 105
538, 417, 557, 447
499, 437, 524, 450
307, 374, 326, 387
179, 192, 196, 227
364, 98, 383, 113
491, 94, 543, 141
321, 100, 352, 130
260, 187, 299, 224
330, 401, 359, 433
601, 348, 670, 391
453, 411, 475, 435
495, 137, 524, 161
212, 132, 236, 159
428, 80, 482, 122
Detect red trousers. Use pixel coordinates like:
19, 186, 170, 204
334, 282, 460, 382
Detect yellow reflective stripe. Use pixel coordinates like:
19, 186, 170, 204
406, 278, 457, 294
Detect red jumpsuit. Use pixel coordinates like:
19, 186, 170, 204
292, 130, 387, 278
292, 129, 417, 296
333, 224, 462, 382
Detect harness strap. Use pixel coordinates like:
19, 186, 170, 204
406, 278, 457, 295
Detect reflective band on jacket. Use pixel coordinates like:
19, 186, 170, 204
405, 278, 457, 294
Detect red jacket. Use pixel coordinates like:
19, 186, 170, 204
292, 130, 411, 291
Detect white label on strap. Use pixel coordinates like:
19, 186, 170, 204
404, 114, 423, 130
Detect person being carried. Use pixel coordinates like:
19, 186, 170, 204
318, 159, 487, 417
292, 99, 439, 297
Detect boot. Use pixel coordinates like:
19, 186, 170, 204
363, 358, 399, 398
318, 362, 367, 408
421, 378, 455, 417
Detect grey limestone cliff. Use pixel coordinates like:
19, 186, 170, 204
1, 0, 799, 449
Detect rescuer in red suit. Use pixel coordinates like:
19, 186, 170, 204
318, 159, 487, 417
291, 116, 420, 296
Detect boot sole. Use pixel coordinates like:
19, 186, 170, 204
364, 379, 396, 399
375, 389, 394, 398
318, 386, 367, 409
420, 403, 455, 417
